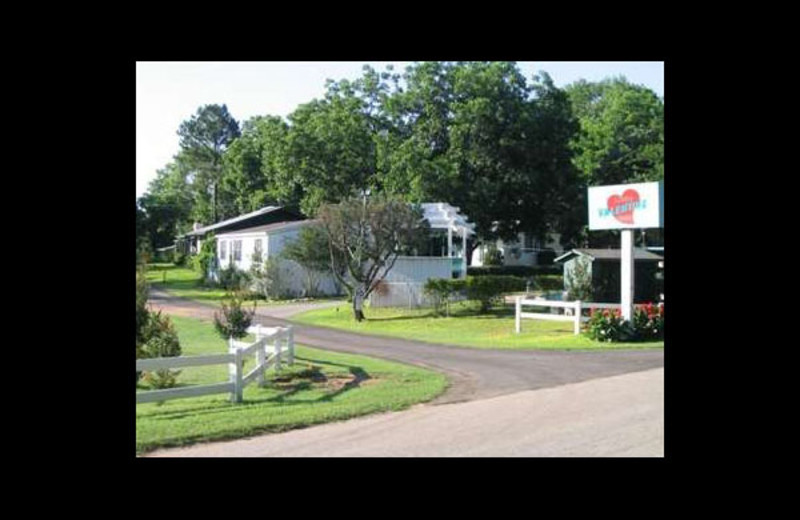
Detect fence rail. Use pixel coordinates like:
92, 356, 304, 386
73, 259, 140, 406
136, 325, 294, 404
514, 297, 621, 335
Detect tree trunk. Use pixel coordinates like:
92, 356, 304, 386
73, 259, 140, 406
353, 288, 365, 322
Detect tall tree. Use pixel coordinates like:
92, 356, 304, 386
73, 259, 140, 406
137, 159, 194, 250
221, 115, 289, 215
566, 77, 664, 247
381, 62, 584, 259
318, 195, 429, 321
177, 104, 241, 224
566, 77, 664, 185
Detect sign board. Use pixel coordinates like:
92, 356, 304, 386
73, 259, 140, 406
588, 181, 663, 230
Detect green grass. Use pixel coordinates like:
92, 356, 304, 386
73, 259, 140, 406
291, 301, 664, 350
136, 314, 448, 454
143, 263, 343, 307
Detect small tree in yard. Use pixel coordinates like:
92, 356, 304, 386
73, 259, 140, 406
282, 225, 334, 298
319, 195, 429, 322
214, 291, 257, 339
140, 310, 183, 388
565, 256, 593, 301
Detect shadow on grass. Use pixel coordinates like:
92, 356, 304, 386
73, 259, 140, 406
140, 357, 373, 421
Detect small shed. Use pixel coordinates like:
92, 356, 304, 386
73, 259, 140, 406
554, 248, 663, 303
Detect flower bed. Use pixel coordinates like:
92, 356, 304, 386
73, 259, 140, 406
586, 303, 664, 342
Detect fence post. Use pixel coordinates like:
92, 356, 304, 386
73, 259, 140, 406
255, 324, 265, 387
229, 337, 243, 403
574, 300, 582, 335
286, 326, 294, 365
274, 335, 282, 372
515, 296, 521, 334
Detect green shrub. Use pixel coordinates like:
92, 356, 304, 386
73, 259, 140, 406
140, 310, 182, 388
565, 257, 593, 301
632, 302, 664, 341
250, 258, 292, 300
468, 265, 562, 277
531, 274, 564, 292
218, 262, 250, 291
585, 308, 633, 342
465, 275, 526, 313
173, 250, 187, 266
423, 278, 466, 316
585, 303, 664, 342
135, 266, 149, 383
482, 243, 503, 266
213, 291, 257, 339
193, 236, 218, 283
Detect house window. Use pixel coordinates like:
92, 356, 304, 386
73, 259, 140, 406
524, 233, 534, 249
233, 240, 242, 261
220, 240, 227, 260
253, 239, 263, 262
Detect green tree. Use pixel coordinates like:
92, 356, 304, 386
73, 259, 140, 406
566, 77, 664, 186
318, 195, 429, 321
382, 62, 584, 259
177, 104, 241, 224
221, 115, 289, 215
137, 159, 194, 250
282, 225, 337, 298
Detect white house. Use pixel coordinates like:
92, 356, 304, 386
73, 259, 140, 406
209, 202, 475, 307
471, 231, 565, 267
214, 219, 339, 297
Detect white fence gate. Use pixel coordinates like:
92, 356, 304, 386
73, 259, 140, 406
514, 297, 621, 335
136, 325, 294, 404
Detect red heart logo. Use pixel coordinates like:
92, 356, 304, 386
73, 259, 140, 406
607, 189, 640, 224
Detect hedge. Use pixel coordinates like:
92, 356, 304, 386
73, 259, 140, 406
468, 265, 562, 277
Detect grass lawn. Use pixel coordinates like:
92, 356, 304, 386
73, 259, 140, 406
136, 314, 448, 454
143, 263, 343, 307
291, 301, 664, 350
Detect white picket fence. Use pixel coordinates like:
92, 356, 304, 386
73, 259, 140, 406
136, 325, 294, 404
514, 297, 621, 335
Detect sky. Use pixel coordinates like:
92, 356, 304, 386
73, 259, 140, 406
136, 61, 664, 198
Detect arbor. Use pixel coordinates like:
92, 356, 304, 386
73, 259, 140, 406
177, 104, 241, 224
318, 195, 429, 321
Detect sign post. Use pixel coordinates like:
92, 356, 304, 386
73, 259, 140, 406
588, 181, 663, 321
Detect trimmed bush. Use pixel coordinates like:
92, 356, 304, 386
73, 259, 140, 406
533, 274, 564, 292
423, 278, 467, 316
468, 265, 562, 277
465, 275, 526, 313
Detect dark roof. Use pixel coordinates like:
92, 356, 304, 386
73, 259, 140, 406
179, 206, 304, 238
554, 248, 663, 263
216, 220, 317, 236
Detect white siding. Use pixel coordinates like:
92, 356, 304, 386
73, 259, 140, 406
368, 256, 455, 308
378, 256, 454, 283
